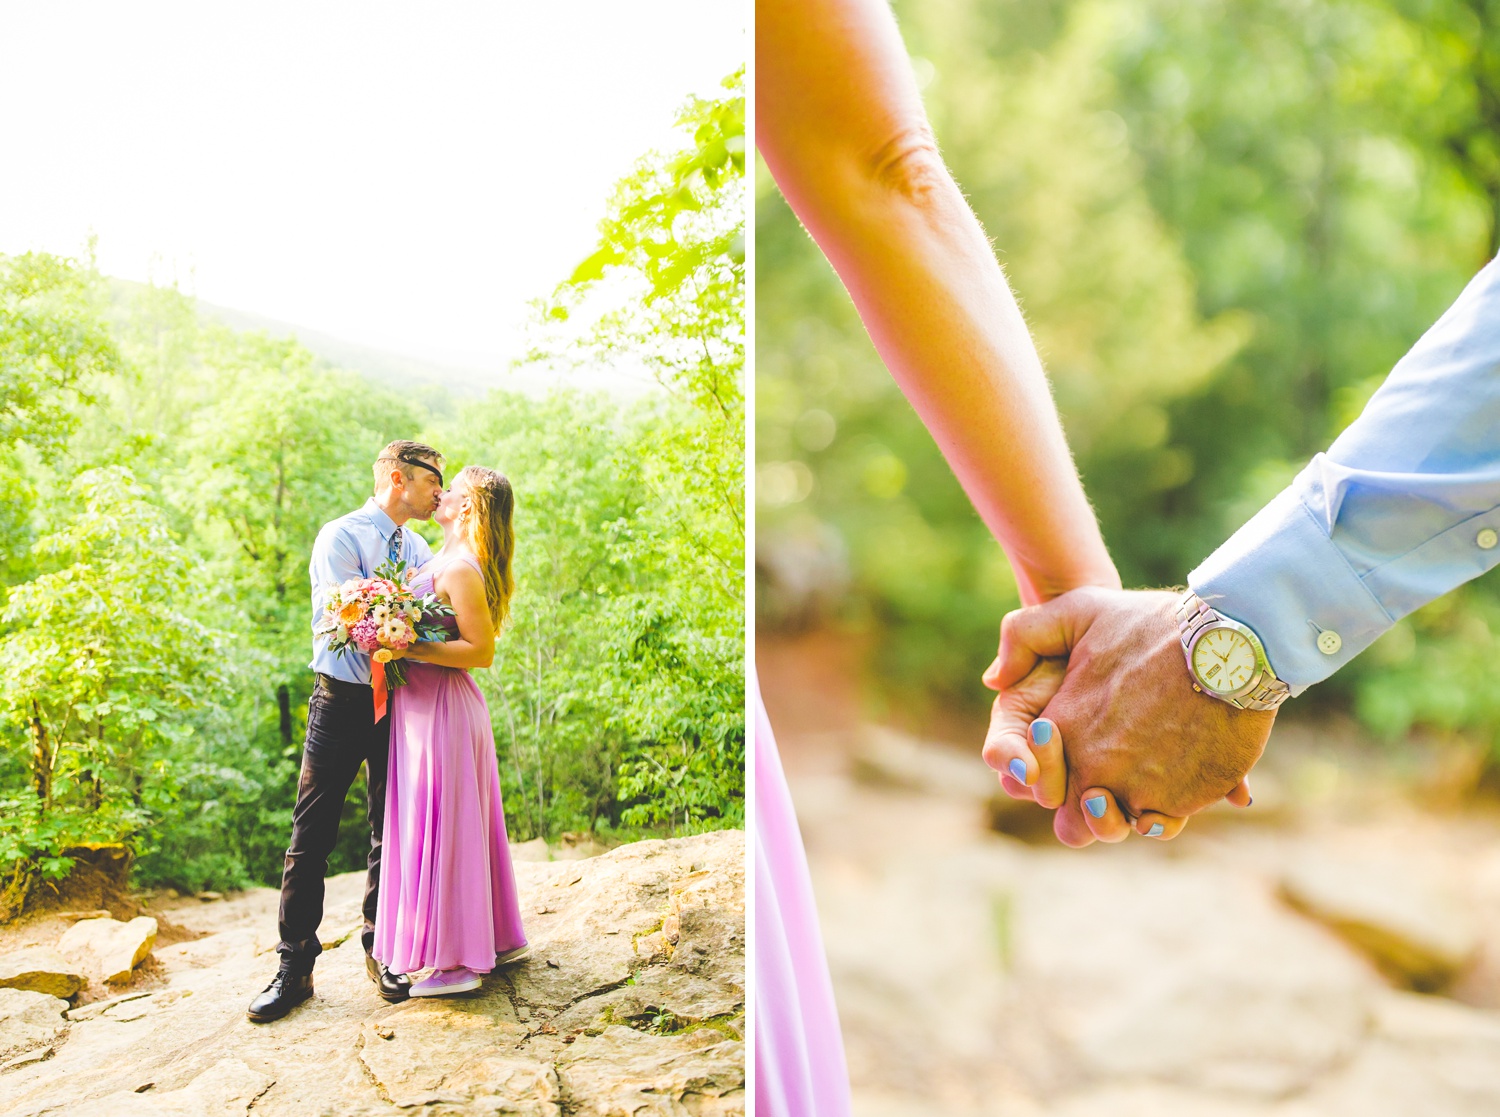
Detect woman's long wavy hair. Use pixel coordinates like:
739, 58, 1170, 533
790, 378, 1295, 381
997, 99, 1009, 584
456, 465, 515, 631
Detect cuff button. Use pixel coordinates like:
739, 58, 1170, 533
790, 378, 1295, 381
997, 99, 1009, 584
1478, 528, 1497, 551
1317, 630, 1342, 655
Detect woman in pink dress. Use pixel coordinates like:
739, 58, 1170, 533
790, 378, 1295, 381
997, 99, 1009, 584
373, 465, 528, 996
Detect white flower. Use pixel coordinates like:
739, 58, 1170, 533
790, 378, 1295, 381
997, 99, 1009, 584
381, 619, 407, 643
371, 604, 392, 624
334, 624, 349, 643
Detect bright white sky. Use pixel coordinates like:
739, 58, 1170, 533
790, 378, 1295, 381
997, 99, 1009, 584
0, 2, 744, 371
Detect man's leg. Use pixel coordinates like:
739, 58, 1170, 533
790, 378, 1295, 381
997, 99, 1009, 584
276, 680, 370, 973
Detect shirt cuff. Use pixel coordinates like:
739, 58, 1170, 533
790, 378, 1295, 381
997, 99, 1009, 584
1188, 486, 1395, 695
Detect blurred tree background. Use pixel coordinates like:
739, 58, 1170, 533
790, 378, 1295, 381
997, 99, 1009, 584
0, 73, 743, 913
757, 0, 1500, 747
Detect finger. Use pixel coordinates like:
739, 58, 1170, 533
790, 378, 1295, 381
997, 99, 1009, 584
1079, 787, 1132, 843
1053, 798, 1096, 848
1026, 717, 1067, 810
1224, 777, 1252, 808
1133, 810, 1188, 840
982, 589, 1102, 692
998, 773, 1036, 801
982, 689, 1038, 792
981, 657, 1065, 786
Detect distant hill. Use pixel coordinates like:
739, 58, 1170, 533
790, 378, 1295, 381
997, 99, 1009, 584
98, 276, 657, 407
195, 299, 657, 404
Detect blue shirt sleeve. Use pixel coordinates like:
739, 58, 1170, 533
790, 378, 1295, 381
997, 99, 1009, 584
309, 520, 368, 678
1190, 257, 1500, 693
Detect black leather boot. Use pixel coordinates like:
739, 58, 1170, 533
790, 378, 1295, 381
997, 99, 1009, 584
247, 967, 313, 1023
367, 953, 411, 1002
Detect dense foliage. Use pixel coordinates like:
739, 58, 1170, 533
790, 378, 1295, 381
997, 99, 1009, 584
757, 0, 1500, 749
0, 76, 744, 908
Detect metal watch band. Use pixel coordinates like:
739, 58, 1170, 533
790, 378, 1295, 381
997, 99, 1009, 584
1176, 590, 1291, 712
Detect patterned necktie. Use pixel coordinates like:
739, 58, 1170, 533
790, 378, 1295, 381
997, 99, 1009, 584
386, 527, 402, 567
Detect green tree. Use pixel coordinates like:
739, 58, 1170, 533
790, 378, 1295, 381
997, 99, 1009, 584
0, 467, 232, 908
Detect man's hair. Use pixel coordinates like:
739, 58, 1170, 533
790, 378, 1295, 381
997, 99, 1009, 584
374, 440, 444, 485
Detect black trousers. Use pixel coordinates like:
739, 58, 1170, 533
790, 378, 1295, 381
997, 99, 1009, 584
276, 673, 390, 973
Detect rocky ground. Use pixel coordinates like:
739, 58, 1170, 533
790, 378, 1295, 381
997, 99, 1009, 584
0, 830, 744, 1116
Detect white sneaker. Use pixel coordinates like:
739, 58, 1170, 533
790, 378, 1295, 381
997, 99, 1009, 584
409, 967, 482, 997
494, 945, 532, 967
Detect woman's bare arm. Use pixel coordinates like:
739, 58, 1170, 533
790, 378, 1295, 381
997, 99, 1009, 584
403, 561, 496, 670
757, 0, 1118, 605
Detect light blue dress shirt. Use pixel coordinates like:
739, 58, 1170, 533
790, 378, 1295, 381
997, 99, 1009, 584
1191, 256, 1500, 694
308, 498, 434, 685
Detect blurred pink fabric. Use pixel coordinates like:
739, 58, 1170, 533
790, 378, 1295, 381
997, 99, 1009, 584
374, 553, 526, 973
755, 670, 852, 1116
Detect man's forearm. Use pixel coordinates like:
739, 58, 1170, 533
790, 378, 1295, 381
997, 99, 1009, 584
1192, 257, 1500, 689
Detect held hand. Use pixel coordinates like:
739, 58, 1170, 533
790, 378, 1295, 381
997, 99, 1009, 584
981, 587, 1273, 847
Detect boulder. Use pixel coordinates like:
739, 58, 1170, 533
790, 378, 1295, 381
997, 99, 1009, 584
0, 987, 69, 1061
1281, 856, 1478, 991
0, 948, 84, 998
57, 915, 158, 984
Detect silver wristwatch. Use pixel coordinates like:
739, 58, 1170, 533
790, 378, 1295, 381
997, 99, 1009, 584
1176, 590, 1290, 712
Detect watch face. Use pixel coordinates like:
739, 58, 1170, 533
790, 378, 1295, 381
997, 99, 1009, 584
1192, 626, 1258, 694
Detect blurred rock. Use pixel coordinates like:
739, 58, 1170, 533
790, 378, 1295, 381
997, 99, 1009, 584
1024, 862, 1377, 1099
849, 724, 1060, 844
1280, 855, 1478, 991
1296, 991, 1500, 1115
851, 726, 993, 802
56, 910, 112, 922
0, 948, 83, 998
0, 988, 69, 1061
554, 832, 610, 861
57, 916, 158, 985
511, 837, 551, 862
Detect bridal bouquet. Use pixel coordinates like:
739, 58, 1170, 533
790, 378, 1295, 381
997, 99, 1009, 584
315, 559, 455, 720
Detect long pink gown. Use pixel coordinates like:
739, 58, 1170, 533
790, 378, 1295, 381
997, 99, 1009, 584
754, 669, 853, 1116
373, 554, 526, 973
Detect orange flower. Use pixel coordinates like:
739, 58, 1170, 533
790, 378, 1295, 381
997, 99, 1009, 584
337, 601, 365, 626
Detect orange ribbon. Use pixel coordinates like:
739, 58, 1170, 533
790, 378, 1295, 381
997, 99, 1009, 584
372, 664, 389, 724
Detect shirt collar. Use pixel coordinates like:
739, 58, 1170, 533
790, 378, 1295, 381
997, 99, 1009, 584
364, 498, 400, 540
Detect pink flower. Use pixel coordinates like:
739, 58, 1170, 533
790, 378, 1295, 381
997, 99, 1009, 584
351, 615, 382, 652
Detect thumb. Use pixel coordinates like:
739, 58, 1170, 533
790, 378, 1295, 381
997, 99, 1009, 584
982, 658, 1065, 797
982, 588, 1102, 692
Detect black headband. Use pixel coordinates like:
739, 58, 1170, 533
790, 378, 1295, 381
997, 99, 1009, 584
383, 455, 444, 488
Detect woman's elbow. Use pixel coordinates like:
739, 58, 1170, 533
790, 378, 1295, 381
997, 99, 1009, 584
866, 125, 950, 203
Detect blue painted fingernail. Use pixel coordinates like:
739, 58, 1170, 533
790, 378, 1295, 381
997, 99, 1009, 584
1147, 823, 1164, 837
1030, 720, 1052, 745
1085, 795, 1107, 819
1008, 758, 1030, 785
